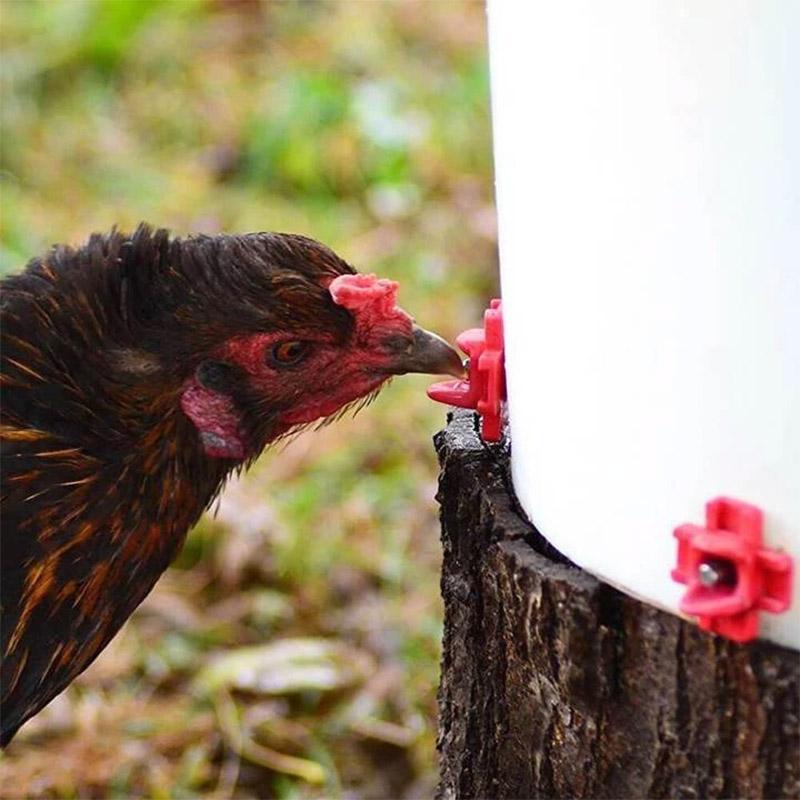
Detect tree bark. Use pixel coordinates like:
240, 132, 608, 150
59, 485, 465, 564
434, 409, 800, 800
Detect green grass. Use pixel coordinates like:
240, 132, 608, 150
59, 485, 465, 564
0, 2, 496, 797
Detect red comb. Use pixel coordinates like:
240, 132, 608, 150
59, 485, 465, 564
329, 274, 400, 317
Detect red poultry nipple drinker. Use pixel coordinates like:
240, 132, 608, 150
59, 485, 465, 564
427, 299, 506, 442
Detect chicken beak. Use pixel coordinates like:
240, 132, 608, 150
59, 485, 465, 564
392, 325, 465, 378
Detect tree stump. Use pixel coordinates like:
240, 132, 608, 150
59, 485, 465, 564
434, 409, 799, 800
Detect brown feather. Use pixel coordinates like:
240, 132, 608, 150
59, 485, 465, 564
1, 225, 358, 744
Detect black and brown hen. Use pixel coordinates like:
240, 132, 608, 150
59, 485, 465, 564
0, 224, 462, 745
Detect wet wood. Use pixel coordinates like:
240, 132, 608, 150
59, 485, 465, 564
434, 409, 799, 799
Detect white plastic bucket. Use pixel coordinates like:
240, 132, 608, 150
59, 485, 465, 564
488, 1, 799, 649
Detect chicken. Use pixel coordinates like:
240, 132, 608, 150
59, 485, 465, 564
0, 224, 462, 745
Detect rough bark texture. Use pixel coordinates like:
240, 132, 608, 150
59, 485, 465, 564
434, 409, 800, 800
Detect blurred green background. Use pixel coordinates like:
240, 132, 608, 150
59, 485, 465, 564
0, 1, 496, 797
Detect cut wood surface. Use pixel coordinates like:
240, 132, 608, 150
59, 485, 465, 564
434, 409, 799, 800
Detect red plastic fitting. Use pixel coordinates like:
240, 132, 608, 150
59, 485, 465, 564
671, 497, 793, 643
427, 299, 506, 442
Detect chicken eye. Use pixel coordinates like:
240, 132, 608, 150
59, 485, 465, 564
268, 340, 311, 367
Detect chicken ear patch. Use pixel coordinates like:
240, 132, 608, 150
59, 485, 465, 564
180, 382, 246, 460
